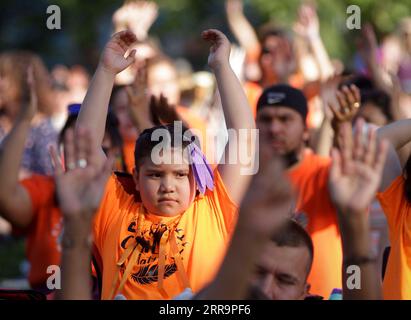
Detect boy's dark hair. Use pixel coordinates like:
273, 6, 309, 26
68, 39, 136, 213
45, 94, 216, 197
134, 123, 197, 170
270, 219, 314, 276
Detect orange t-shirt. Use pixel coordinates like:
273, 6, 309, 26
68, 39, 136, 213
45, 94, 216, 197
19, 175, 62, 290
244, 81, 263, 119
122, 139, 136, 173
288, 149, 342, 298
93, 170, 238, 300
377, 175, 411, 299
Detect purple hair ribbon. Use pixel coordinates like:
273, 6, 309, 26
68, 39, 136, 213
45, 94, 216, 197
187, 143, 214, 194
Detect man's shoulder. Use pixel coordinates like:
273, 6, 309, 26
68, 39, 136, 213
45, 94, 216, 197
303, 151, 331, 168
292, 150, 331, 176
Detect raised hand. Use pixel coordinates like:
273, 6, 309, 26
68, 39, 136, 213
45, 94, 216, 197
329, 119, 388, 215
126, 63, 153, 130
112, 1, 158, 41
50, 127, 113, 220
328, 84, 361, 123
359, 23, 379, 64
225, 0, 243, 16
99, 30, 137, 75
202, 29, 231, 71
320, 74, 342, 121
293, 3, 320, 39
20, 65, 37, 121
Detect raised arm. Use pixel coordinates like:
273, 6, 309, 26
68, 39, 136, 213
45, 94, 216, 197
377, 119, 411, 151
76, 30, 137, 166
360, 24, 409, 122
359, 24, 392, 95
125, 63, 153, 132
323, 83, 402, 192
294, 4, 334, 81
328, 120, 388, 300
0, 67, 36, 229
225, 0, 261, 64
52, 127, 113, 300
202, 29, 256, 204
315, 81, 363, 158
112, 1, 158, 42
376, 117, 411, 182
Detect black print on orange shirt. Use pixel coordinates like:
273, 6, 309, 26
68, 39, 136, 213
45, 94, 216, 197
131, 262, 178, 285
120, 221, 188, 285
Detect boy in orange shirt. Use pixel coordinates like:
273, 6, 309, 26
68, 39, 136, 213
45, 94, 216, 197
62, 29, 255, 300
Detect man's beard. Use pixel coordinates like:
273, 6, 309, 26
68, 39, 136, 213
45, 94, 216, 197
282, 150, 299, 168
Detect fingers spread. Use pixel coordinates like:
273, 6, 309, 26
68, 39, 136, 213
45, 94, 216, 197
330, 148, 342, 182
363, 127, 377, 167
336, 89, 349, 115
63, 128, 76, 170
49, 145, 64, 176
353, 118, 365, 162
75, 126, 88, 169
84, 129, 101, 172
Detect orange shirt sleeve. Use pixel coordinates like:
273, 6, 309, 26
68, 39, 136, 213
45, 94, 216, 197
21, 175, 55, 216
377, 175, 405, 235
203, 169, 239, 236
18, 175, 55, 234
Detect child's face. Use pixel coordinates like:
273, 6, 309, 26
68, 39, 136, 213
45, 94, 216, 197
134, 147, 196, 217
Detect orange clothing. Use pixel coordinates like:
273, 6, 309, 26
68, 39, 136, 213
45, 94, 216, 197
93, 170, 237, 300
289, 73, 305, 90
244, 81, 263, 118
288, 149, 342, 298
19, 175, 62, 290
122, 139, 136, 173
377, 175, 411, 299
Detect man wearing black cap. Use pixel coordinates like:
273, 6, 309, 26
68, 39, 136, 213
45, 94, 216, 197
256, 84, 342, 299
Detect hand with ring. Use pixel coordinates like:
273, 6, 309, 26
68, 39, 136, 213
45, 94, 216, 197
328, 84, 361, 123
49, 126, 114, 220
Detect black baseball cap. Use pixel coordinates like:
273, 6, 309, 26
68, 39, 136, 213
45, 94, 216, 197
256, 84, 308, 122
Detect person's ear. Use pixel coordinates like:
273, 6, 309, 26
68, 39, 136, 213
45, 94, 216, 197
302, 282, 311, 300
302, 124, 310, 143
132, 167, 139, 191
